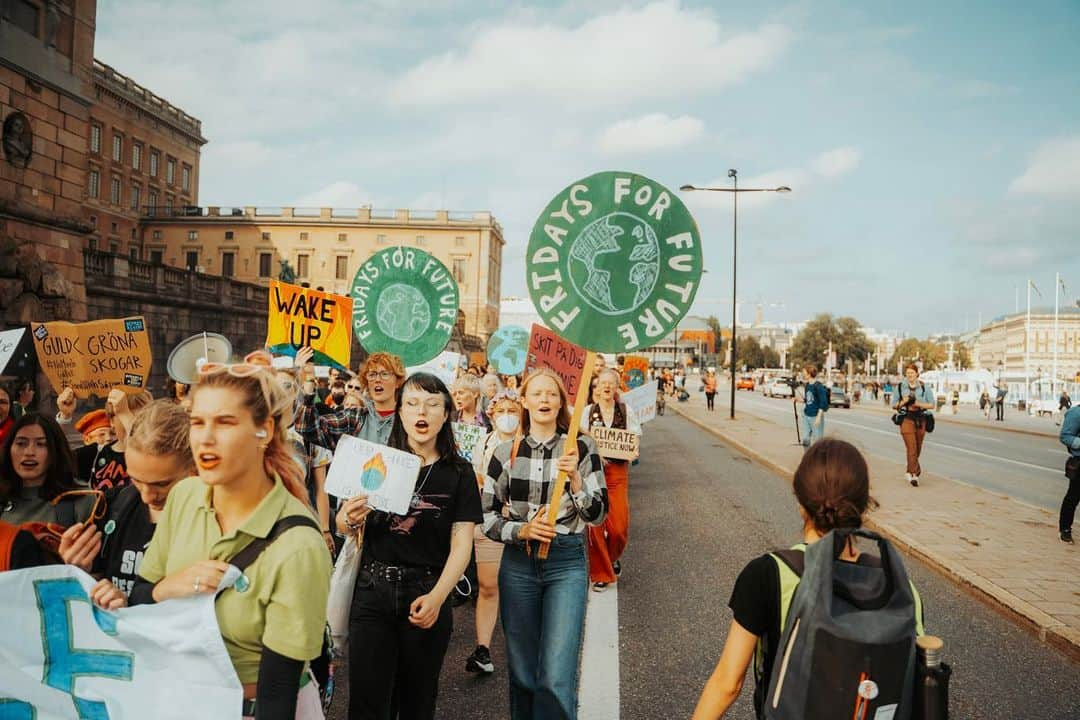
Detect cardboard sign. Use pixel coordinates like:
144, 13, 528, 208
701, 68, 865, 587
525, 323, 590, 406
0, 565, 242, 717
590, 425, 640, 460
266, 281, 353, 371
622, 380, 658, 425
325, 435, 422, 515
622, 356, 649, 389
407, 350, 463, 388
486, 325, 530, 375
526, 171, 703, 353
452, 422, 487, 463
350, 247, 460, 366
31, 317, 152, 398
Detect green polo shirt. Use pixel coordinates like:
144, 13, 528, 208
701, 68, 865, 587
139, 475, 331, 684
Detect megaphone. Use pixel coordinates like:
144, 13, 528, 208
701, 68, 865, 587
167, 332, 233, 385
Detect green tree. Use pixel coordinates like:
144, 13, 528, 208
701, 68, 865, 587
762, 345, 781, 368
954, 343, 972, 370
735, 335, 766, 369
887, 338, 947, 371
789, 314, 874, 371
704, 315, 727, 366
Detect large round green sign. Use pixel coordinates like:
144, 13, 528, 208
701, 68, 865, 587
527, 171, 703, 352
350, 247, 460, 366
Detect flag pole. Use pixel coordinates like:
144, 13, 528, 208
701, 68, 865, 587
1025, 280, 1031, 406
1053, 272, 1060, 398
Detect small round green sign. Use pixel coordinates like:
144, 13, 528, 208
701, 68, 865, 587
350, 247, 460, 366
527, 171, 703, 353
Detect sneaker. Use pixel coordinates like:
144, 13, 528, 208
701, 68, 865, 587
909, 475, 919, 487
1062, 530, 1075, 545
612, 560, 621, 577
592, 582, 609, 592
465, 645, 494, 674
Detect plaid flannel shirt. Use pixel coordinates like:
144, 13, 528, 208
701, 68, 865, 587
482, 432, 608, 543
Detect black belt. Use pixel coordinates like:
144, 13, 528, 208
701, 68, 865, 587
361, 557, 436, 583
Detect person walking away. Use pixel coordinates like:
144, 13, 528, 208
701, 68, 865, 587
883, 380, 893, 406
794, 365, 827, 448
691, 439, 926, 719
703, 368, 718, 412
337, 373, 482, 720
995, 382, 1007, 421
1058, 404, 1080, 544
1057, 389, 1072, 426
482, 368, 608, 720
950, 388, 959, 416
895, 363, 936, 487
582, 368, 641, 591
464, 389, 524, 675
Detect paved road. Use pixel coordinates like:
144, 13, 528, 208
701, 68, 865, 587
731, 389, 1067, 510
328, 413, 1079, 719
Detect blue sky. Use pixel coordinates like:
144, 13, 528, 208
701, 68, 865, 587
96, 1, 1080, 335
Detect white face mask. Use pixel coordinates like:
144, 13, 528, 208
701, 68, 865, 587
495, 414, 519, 434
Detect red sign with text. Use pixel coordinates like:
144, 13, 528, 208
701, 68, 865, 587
525, 324, 590, 406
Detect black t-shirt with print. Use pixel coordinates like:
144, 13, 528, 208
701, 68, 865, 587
363, 457, 483, 570
93, 485, 155, 597
75, 442, 130, 491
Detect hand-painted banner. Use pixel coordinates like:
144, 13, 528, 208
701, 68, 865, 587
0, 565, 242, 718
266, 281, 353, 371
407, 350, 464, 388
486, 325, 530, 375
590, 426, 640, 461
350, 247, 460, 366
622, 380, 658, 426
622, 356, 649, 389
526, 171, 703, 353
524, 323, 589, 406
31, 317, 152, 398
325, 435, 422, 516
452, 422, 486, 463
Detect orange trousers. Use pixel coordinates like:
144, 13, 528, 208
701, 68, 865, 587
588, 461, 629, 584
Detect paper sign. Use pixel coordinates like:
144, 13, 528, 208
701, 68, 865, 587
0, 327, 26, 375
266, 281, 353, 371
452, 422, 487, 463
31, 317, 152, 398
590, 426, 640, 460
325, 435, 422, 515
622, 380, 658, 425
407, 350, 463, 388
622, 356, 649, 389
0, 565, 242, 718
524, 323, 589, 406
486, 325, 529, 375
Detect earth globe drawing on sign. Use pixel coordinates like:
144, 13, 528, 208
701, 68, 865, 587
375, 283, 432, 342
487, 325, 529, 375
568, 212, 660, 316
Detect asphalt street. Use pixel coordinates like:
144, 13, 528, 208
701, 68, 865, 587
328, 413, 1079, 719
732, 389, 1067, 510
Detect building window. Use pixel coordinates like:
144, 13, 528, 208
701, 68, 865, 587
132, 143, 142, 171
296, 254, 309, 279
88, 170, 99, 199
259, 253, 273, 277
152, 230, 161, 240
148, 191, 158, 209
88, 238, 98, 251
90, 125, 102, 154
261, 231, 271, 241
149, 151, 159, 177
186, 251, 199, 272
166, 158, 175, 185
416, 235, 426, 246
455, 236, 465, 247
222, 252, 235, 278
187, 230, 198, 241
335, 256, 348, 280
300, 232, 309, 242
453, 258, 467, 283
110, 241, 119, 254
338, 233, 347, 242
89, 215, 97, 228
111, 222, 118, 234
110, 176, 121, 205
129, 246, 140, 260
130, 184, 140, 210
165, 195, 174, 212
150, 249, 163, 264
182, 165, 191, 192
225, 231, 234, 240
112, 134, 122, 162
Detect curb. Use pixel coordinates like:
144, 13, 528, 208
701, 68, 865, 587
670, 403, 1080, 661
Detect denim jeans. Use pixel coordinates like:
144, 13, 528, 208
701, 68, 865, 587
499, 533, 588, 720
801, 412, 825, 446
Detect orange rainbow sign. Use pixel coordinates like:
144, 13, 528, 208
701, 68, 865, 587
266, 281, 353, 371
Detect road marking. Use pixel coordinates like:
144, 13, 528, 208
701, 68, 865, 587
579, 583, 619, 719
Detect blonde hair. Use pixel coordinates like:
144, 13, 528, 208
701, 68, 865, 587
127, 399, 196, 475
520, 368, 573, 435
126, 390, 153, 414
451, 374, 482, 394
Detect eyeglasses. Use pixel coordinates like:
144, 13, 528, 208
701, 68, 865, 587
51, 489, 106, 525
366, 371, 395, 382
346, 384, 363, 391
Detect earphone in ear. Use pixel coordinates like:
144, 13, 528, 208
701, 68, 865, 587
254, 430, 268, 439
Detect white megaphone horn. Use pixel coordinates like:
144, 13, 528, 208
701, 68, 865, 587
167, 332, 233, 385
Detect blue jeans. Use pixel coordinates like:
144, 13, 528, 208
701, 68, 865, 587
499, 533, 588, 720
802, 412, 825, 446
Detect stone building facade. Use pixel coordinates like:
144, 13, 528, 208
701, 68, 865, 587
974, 306, 1080, 384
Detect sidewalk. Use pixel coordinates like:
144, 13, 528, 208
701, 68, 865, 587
671, 393, 1080, 660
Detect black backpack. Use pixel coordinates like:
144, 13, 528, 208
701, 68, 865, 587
762, 528, 924, 720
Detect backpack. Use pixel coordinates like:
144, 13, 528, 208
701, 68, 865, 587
819, 384, 831, 412
761, 528, 924, 720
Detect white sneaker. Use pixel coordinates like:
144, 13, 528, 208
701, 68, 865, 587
904, 472, 913, 483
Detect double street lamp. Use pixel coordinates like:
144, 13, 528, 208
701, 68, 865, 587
681, 171, 791, 419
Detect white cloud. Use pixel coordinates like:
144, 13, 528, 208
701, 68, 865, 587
811, 146, 861, 178
598, 113, 705, 154
391, 3, 790, 108
295, 181, 375, 208
1009, 136, 1080, 197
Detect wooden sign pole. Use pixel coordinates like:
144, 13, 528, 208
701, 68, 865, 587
538, 351, 596, 560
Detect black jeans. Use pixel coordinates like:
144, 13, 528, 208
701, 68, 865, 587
1061, 460, 1080, 532
996, 402, 1004, 420
348, 566, 453, 720
705, 391, 716, 410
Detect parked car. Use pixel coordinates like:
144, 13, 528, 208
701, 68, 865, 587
736, 375, 755, 391
767, 380, 794, 398
829, 385, 851, 409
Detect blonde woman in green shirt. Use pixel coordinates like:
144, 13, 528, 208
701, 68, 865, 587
131, 352, 332, 720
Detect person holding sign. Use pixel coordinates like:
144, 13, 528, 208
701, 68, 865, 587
130, 352, 331, 720
57, 386, 152, 491
335, 372, 482, 720
482, 368, 608, 720
581, 367, 641, 591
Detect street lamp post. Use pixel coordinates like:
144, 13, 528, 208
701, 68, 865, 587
681, 173, 791, 419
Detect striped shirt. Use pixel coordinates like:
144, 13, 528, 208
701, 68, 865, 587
483, 432, 608, 543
